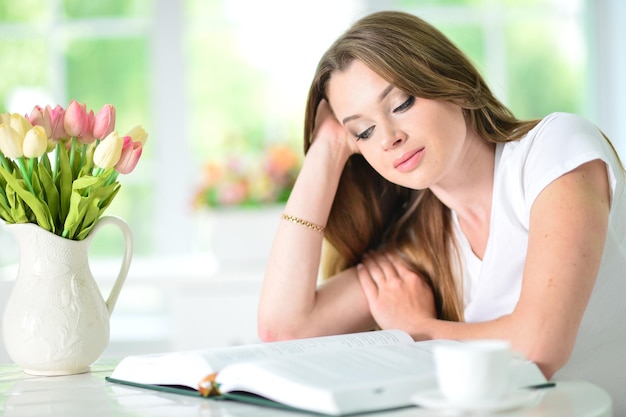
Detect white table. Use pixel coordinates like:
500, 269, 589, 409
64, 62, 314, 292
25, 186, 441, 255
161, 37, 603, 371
0, 360, 613, 417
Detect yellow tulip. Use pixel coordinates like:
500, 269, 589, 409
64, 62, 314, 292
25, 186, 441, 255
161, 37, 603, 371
23, 126, 48, 158
0, 123, 24, 159
9, 113, 33, 138
93, 131, 124, 169
125, 125, 148, 145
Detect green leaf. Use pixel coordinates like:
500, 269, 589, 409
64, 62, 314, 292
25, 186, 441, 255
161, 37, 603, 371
0, 176, 10, 210
5, 184, 29, 224
31, 167, 42, 197
96, 182, 121, 215
37, 162, 60, 231
0, 166, 53, 231
0, 207, 14, 223
29, 169, 52, 230
0, 153, 16, 174
63, 188, 89, 239
56, 144, 73, 225
62, 175, 104, 238
73, 184, 120, 240
74, 198, 101, 240
0, 190, 14, 223
72, 175, 102, 192
41, 152, 52, 172
62, 173, 119, 240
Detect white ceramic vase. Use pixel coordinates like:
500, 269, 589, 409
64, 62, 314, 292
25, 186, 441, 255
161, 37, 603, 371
2, 216, 133, 375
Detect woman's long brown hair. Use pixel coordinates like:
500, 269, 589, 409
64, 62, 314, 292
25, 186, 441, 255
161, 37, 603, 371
303, 11, 541, 322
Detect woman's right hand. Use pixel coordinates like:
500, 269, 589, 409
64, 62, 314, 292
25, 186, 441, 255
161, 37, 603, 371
311, 99, 360, 158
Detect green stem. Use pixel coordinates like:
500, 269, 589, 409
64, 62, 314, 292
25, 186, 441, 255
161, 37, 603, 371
0, 179, 9, 208
0, 155, 17, 222
80, 144, 87, 170
42, 152, 51, 172
0, 153, 12, 172
90, 140, 101, 176
105, 170, 119, 186
69, 137, 77, 179
16, 157, 36, 195
53, 142, 61, 182
28, 157, 35, 178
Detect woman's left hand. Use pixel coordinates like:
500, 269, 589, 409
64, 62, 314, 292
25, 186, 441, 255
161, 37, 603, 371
356, 252, 436, 335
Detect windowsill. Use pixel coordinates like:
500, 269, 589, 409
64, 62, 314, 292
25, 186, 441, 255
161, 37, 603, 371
0, 252, 266, 361
0, 252, 266, 284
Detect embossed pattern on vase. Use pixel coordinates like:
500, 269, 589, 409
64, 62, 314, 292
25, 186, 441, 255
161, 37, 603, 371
3, 223, 110, 375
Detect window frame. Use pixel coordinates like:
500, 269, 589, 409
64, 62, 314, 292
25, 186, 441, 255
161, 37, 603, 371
0, 0, 623, 261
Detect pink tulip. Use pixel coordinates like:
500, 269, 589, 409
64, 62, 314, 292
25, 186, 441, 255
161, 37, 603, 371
77, 110, 96, 144
46, 104, 67, 141
64, 100, 88, 137
27, 105, 52, 138
114, 136, 143, 174
93, 104, 116, 140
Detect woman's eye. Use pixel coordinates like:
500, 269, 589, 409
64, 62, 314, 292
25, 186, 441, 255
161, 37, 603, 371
356, 126, 375, 141
394, 96, 415, 113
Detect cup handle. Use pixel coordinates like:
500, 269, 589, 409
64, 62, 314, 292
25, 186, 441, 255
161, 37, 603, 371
89, 215, 134, 315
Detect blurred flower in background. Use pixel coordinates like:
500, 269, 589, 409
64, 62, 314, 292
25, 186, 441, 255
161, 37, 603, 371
193, 144, 300, 208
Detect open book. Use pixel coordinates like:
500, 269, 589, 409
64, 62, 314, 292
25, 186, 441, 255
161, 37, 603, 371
107, 329, 546, 416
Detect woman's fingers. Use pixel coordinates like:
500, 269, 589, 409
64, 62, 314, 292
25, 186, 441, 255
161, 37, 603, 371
312, 99, 360, 155
361, 252, 402, 283
356, 251, 437, 331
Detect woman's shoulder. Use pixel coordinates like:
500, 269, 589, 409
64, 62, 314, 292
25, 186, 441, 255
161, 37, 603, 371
497, 112, 624, 207
526, 112, 601, 142
501, 112, 609, 159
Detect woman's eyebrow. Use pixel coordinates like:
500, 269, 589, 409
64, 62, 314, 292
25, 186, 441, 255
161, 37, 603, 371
378, 84, 394, 102
341, 84, 395, 125
342, 114, 361, 125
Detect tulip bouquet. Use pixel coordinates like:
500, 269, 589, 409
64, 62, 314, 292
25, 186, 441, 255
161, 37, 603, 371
0, 100, 147, 240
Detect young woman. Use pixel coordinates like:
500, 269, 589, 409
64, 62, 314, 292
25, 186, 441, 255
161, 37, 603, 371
258, 10, 626, 409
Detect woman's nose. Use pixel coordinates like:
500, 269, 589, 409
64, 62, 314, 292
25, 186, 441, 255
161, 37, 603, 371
381, 130, 406, 150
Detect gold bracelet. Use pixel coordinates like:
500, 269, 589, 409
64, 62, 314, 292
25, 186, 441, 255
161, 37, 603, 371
280, 213, 325, 234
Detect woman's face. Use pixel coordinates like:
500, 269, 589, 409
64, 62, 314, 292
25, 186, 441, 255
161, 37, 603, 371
327, 60, 472, 190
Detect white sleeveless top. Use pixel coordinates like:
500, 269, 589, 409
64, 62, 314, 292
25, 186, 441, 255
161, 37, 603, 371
452, 113, 626, 411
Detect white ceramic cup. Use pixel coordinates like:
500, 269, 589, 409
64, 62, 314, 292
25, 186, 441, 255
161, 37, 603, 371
432, 340, 513, 406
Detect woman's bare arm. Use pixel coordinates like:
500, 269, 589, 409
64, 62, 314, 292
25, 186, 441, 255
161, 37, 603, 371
258, 101, 375, 341
358, 159, 611, 378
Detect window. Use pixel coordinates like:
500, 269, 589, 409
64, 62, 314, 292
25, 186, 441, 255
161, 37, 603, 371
0, 0, 623, 266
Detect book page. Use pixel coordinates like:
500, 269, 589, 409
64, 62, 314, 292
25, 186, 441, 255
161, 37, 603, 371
215, 340, 546, 415
216, 343, 440, 415
219, 342, 437, 389
110, 351, 214, 388
195, 329, 413, 371
110, 329, 413, 389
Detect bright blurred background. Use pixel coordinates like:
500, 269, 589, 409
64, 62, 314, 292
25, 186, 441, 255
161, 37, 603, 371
1, 0, 625, 258
0, 0, 624, 356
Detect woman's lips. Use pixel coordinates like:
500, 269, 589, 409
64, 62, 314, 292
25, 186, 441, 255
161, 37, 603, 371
393, 148, 425, 172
